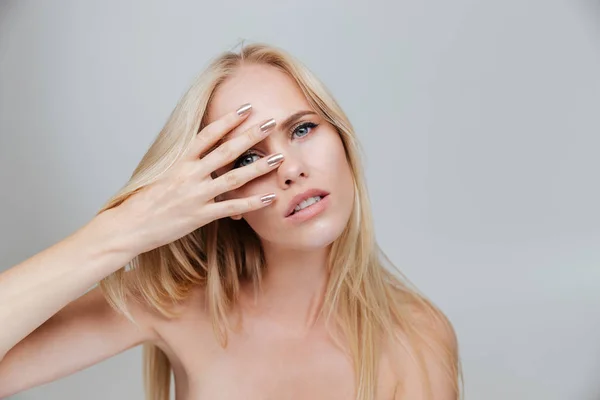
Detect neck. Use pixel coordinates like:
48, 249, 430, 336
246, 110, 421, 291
241, 242, 331, 331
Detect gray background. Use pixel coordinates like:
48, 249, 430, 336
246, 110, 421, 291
1, 0, 599, 399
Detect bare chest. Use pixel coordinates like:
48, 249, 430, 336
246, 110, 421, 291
192, 339, 356, 400
155, 317, 397, 400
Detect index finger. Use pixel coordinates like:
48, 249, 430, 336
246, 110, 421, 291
184, 103, 253, 161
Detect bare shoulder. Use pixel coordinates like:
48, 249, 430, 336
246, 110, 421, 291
136, 281, 210, 341
118, 273, 209, 333
386, 299, 460, 400
137, 282, 215, 370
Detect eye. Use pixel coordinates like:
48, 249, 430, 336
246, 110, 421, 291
233, 152, 261, 169
291, 122, 318, 139
231, 122, 318, 170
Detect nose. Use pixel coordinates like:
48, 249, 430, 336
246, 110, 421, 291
276, 148, 307, 189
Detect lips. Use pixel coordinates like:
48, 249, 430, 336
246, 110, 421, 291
284, 189, 330, 217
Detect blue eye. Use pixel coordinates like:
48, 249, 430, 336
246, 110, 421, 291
292, 122, 317, 138
231, 122, 318, 170
233, 152, 260, 169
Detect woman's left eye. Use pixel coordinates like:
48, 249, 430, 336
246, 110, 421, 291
292, 122, 318, 139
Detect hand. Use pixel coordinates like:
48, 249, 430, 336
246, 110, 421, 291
111, 104, 283, 255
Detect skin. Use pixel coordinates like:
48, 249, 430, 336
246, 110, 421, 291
0, 63, 457, 400
149, 64, 399, 399
210, 63, 355, 326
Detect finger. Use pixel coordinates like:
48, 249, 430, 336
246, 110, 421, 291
209, 153, 284, 197
199, 117, 277, 174
185, 103, 253, 160
206, 193, 276, 221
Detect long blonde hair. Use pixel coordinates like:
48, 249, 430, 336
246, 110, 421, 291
96, 42, 462, 400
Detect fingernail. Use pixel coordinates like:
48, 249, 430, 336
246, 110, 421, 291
260, 118, 276, 132
266, 153, 284, 167
261, 193, 276, 204
236, 103, 252, 116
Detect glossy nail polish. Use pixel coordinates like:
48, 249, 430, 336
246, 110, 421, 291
266, 153, 284, 167
236, 103, 252, 116
261, 193, 276, 204
260, 118, 276, 132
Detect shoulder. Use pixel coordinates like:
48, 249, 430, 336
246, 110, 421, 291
385, 299, 460, 400
103, 271, 208, 341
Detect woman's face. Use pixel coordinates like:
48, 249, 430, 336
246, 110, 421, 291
208, 64, 355, 251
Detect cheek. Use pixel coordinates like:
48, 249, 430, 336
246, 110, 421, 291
311, 132, 350, 177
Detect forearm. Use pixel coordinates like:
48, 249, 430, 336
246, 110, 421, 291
0, 208, 138, 359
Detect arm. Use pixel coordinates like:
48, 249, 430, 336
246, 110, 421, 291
0, 208, 158, 397
0, 208, 137, 360
0, 104, 281, 396
0, 282, 159, 397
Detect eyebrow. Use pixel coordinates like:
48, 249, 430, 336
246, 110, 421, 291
280, 110, 317, 132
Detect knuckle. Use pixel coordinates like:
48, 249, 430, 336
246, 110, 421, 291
199, 121, 218, 140
194, 136, 209, 155
199, 116, 231, 142
209, 113, 236, 136
196, 204, 210, 221
224, 172, 239, 188
248, 127, 262, 141
195, 131, 209, 145
201, 144, 218, 159
227, 112, 240, 126
252, 164, 267, 178
225, 201, 240, 215
217, 144, 234, 160
259, 159, 271, 172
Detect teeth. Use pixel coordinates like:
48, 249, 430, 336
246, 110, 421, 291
293, 196, 322, 213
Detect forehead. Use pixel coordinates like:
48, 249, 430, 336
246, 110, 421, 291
206, 64, 312, 126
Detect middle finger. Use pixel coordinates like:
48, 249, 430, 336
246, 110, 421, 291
200, 118, 277, 174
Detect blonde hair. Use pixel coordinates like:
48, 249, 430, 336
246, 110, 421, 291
96, 42, 462, 400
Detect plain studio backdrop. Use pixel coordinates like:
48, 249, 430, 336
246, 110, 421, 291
1, 1, 599, 399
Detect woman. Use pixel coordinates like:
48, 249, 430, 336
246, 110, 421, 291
0, 43, 462, 399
